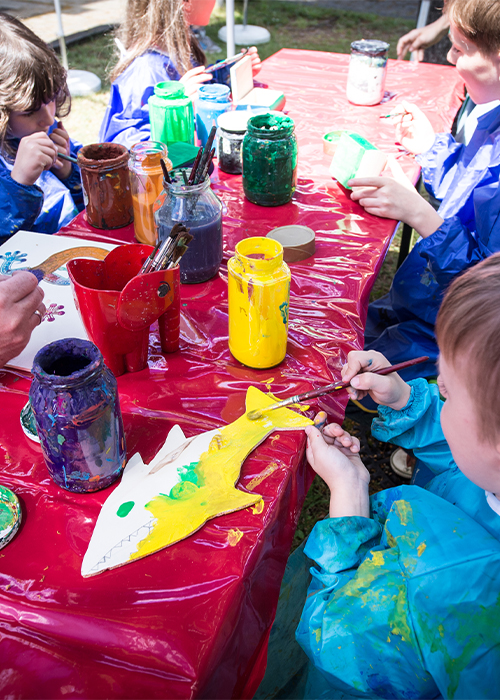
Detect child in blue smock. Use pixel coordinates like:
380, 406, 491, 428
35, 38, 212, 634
292, 251, 500, 699
99, 0, 261, 148
0, 14, 83, 243
349, 0, 500, 381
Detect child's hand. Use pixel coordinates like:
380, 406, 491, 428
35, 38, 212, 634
0, 272, 46, 368
49, 121, 72, 179
341, 350, 411, 410
10, 132, 58, 186
387, 101, 435, 154
305, 423, 370, 517
246, 46, 262, 76
180, 65, 212, 97
348, 176, 444, 238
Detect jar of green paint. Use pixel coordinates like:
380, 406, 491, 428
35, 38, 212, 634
242, 113, 298, 207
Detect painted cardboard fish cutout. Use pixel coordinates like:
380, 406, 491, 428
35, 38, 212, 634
82, 386, 312, 576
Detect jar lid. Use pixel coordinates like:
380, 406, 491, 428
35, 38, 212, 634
0, 484, 21, 550
154, 80, 187, 99
350, 40, 390, 56
217, 111, 251, 133
266, 225, 315, 263
247, 113, 295, 134
198, 84, 231, 102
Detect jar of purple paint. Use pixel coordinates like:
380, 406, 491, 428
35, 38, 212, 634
154, 175, 223, 283
30, 338, 127, 493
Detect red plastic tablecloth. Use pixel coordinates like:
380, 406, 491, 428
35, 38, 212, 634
0, 50, 462, 699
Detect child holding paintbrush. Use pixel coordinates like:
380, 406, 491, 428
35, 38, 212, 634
257, 254, 500, 700
99, 0, 261, 148
0, 14, 84, 241
348, 0, 500, 385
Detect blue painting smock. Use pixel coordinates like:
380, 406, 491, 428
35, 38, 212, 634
296, 379, 500, 699
99, 51, 182, 149
365, 105, 500, 380
0, 129, 83, 244
99, 49, 231, 149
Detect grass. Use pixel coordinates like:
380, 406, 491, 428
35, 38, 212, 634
62, 0, 416, 549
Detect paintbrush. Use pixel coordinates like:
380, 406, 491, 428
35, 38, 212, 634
188, 147, 203, 185
246, 355, 429, 420
194, 125, 217, 184
204, 48, 249, 74
57, 151, 78, 164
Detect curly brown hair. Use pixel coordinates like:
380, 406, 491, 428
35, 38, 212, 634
0, 12, 70, 159
110, 0, 205, 82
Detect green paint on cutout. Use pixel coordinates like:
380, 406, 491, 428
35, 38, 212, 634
117, 501, 135, 517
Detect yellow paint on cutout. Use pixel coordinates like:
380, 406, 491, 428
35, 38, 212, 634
227, 529, 244, 546
417, 542, 427, 557
133, 387, 312, 559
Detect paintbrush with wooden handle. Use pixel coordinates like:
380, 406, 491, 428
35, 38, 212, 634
246, 355, 429, 420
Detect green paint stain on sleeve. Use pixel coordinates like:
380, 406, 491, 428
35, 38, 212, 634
117, 501, 135, 517
57, 434, 65, 445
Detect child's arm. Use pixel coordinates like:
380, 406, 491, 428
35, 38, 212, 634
349, 176, 444, 237
305, 423, 370, 518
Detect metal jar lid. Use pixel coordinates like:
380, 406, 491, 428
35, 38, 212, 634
350, 40, 389, 57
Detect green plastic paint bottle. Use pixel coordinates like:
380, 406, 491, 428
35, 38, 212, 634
242, 113, 298, 207
148, 81, 195, 146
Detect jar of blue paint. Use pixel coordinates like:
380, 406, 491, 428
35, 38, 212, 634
195, 84, 231, 147
30, 338, 127, 493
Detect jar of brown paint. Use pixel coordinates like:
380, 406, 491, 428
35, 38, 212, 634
78, 143, 134, 229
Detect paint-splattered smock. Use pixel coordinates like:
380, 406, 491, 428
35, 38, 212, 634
296, 379, 500, 699
0, 133, 83, 244
365, 105, 500, 381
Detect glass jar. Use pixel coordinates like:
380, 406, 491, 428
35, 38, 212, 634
154, 175, 223, 283
346, 40, 390, 106
148, 81, 195, 146
30, 338, 126, 493
129, 141, 172, 245
217, 110, 250, 174
195, 84, 231, 147
228, 237, 291, 368
78, 143, 134, 229
242, 113, 298, 206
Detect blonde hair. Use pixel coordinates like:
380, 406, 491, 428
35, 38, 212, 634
110, 0, 205, 81
0, 13, 70, 159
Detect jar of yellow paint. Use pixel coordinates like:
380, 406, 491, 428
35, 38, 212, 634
228, 237, 291, 368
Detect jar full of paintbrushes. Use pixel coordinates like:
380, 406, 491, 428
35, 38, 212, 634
154, 173, 223, 284
129, 141, 172, 245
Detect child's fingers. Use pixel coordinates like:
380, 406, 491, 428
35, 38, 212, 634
313, 411, 327, 430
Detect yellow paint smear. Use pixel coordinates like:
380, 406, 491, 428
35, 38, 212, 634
251, 500, 264, 515
227, 529, 244, 546
246, 462, 280, 491
133, 387, 312, 559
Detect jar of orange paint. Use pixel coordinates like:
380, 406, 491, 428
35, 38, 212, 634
228, 237, 291, 368
128, 141, 172, 245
